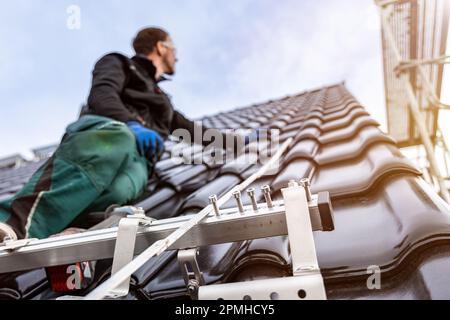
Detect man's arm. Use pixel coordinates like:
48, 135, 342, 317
171, 110, 199, 140
171, 110, 238, 148
87, 54, 137, 123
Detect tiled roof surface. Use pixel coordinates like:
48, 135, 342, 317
2, 83, 450, 300
0, 160, 46, 202
32, 145, 58, 160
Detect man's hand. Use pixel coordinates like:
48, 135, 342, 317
127, 121, 165, 161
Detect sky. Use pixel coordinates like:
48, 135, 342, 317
0, 0, 386, 159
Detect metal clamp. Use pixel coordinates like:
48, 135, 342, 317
178, 248, 205, 299
106, 207, 155, 299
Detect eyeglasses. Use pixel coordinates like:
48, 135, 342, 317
161, 41, 177, 54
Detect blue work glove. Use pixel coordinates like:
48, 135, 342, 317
127, 121, 165, 161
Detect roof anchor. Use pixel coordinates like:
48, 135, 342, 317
178, 248, 204, 300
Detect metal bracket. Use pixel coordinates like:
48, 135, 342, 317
104, 207, 155, 299
283, 180, 321, 276
198, 180, 327, 300
178, 248, 205, 299
58, 206, 156, 300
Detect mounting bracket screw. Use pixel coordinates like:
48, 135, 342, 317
247, 188, 258, 211
261, 185, 273, 208
209, 195, 220, 216
300, 178, 313, 202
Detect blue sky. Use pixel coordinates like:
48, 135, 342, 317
0, 0, 385, 158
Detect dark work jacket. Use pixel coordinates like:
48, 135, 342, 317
84, 53, 207, 142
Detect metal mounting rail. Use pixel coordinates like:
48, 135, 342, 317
0, 195, 332, 274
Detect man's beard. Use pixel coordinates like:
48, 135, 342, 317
163, 56, 175, 75
165, 68, 175, 76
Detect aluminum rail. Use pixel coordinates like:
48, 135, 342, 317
0, 195, 329, 274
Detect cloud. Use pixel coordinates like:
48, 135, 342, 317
164, 0, 385, 122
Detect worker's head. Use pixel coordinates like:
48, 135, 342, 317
133, 27, 178, 76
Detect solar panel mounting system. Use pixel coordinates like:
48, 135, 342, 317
0, 138, 334, 300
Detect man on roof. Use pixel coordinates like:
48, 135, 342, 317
0, 27, 253, 242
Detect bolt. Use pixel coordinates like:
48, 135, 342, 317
233, 191, 245, 214
288, 180, 298, 188
209, 195, 220, 216
247, 188, 258, 211
187, 279, 199, 297
187, 285, 196, 294
300, 178, 313, 201
261, 185, 273, 208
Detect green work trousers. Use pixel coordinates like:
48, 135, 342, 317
0, 115, 151, 239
